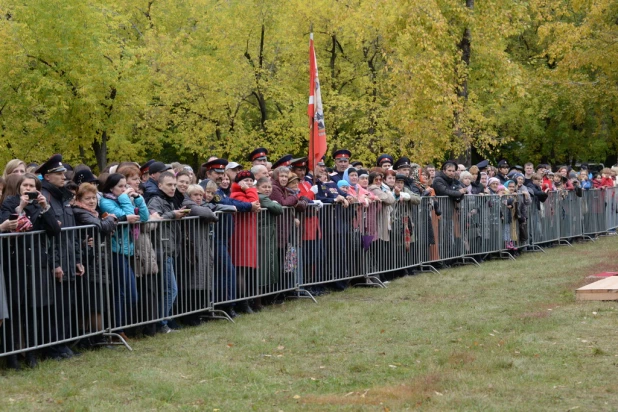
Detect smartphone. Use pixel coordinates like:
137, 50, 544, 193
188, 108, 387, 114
8, 214, 18, 221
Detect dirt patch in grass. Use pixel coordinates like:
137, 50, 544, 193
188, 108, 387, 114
302, 373, 443, 407
519, 311, 550, 320
448, 351, 476, 366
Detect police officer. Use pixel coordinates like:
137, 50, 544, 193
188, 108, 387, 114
291, 157, 311, 184
248, 148, 269, 167
140, 159, 156, 183
330, 149, 352, 183
37, 154, 84, 359
199, 158, 228, 189
377, 154, 394, 171
272, 154, 293, 170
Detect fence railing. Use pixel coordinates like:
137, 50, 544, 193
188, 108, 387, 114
1, 187, 616, 357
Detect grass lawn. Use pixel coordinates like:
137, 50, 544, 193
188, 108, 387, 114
3, 236, 618, 411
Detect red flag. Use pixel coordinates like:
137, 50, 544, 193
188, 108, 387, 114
308, 33, 327, 172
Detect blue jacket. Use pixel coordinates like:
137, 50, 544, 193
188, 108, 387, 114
314, 180, 339, 203
142, 178, 160, 205
99, 193, 149, 256
217, 188, 253, 212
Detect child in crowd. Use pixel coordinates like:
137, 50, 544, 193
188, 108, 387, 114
255, 176, 284, 308
542, 171, 555, 192
598, 168, 614, 188
578, 170, 592, 190
229, 170, 259, 313
189, 182, 236, 213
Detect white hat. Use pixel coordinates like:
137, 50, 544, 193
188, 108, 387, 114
225, 162, 242, 170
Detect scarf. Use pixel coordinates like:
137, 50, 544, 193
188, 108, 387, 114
74, 201, 99, 218
103, 192, 119, 201
410, 163, 425, 190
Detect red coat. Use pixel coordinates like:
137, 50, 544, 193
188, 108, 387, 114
230, 183, 259, 268
299, 181, 321, 241
601, 177, 614, 188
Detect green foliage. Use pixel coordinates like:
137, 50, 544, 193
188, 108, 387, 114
0, 0, 615, 171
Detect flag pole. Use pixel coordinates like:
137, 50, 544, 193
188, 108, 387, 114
308, 27, 315, 173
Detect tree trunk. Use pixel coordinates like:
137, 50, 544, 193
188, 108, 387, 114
92, 133, 107, 172
454, 0, 474, 167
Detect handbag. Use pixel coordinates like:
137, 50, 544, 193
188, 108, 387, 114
284, 243, 297, 273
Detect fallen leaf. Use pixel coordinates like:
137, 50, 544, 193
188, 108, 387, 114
388, 365, 397, 369
344, 392, 354, 397
435, 391, 444, 396
277, 345, 285, 350
227, 343, 234, 348
293, 395, 301, 399
319, 366, 325, 369
380, 329, 385, 333
310, 377, 317, 381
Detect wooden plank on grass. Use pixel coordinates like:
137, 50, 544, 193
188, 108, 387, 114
576, 276, 618, 301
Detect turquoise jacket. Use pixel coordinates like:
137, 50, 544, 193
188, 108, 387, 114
99, 193, 149, 256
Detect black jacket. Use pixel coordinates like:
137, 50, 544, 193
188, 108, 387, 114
41, 180, 81, 280
470, 173, 485, 195
497, 173, 509, 185
524, 181, 548, 210
0, 195, 61, 307
73, 206, 118, 284
431, 172, 464, 201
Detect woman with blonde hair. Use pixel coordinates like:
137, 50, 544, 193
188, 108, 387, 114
2, 159, 26, 179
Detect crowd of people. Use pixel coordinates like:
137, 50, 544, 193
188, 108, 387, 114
0, 148, 616, 371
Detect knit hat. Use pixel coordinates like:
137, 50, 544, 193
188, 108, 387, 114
512, 173, 524, 181
488, 177, 500, 186
234, 170, 254, 183
337, 180, 350, 189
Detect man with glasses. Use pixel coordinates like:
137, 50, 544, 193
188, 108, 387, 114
330, 149, 351, 183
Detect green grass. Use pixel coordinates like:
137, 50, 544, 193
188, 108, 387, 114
3, 237, 618, 411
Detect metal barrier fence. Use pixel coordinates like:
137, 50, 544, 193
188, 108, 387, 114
0, 226, 107, 357
107, 217, 213, 339
1, 188, 617, 359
